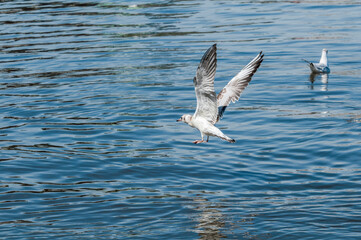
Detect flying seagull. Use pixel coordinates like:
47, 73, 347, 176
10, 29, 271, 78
177, 44, 264, 144
303, 48, 330, 74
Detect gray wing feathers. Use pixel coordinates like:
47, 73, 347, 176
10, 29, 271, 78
313, 63, 329, 73
193, 44, 218, 124
216, 51, 264, 121
303, 59, 329, 73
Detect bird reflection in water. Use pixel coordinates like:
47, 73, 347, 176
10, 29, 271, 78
192, 197, 226, 239
309, 73, 329, 91
190, 196, 263, 239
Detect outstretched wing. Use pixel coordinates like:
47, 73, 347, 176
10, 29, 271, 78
216, 51, 264, 122
193, 44, 218, 124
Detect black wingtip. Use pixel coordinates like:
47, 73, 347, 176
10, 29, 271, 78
198, 43, 217, 74
202, 44, 217, 60
208, 43, 217, 53
255, 51, 264, 67
259, 51, 264, 59
210, 43, 217, 53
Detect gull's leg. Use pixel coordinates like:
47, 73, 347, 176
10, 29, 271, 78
206, 136, 209, 142
193, 132, 206, 144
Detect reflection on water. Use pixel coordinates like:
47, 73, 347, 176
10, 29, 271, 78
308, 73, 329, 91
309, 73, 329, 85
192, 197, 226, 239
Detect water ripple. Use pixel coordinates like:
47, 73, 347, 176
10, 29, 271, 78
1, 0, 361, 239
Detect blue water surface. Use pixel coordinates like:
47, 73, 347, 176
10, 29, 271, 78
1, 1, 361, 239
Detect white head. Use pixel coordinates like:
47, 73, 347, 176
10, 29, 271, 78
176, 114, 192, 124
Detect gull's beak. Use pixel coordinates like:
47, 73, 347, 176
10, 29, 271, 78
176, 118, 182, 122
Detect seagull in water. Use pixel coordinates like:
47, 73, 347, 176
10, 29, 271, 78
177, 44, 264, 144
303, 49, 330, 74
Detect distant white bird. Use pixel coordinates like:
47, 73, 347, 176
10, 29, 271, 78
303, 49, 330, 73
177, 44, 264, 144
